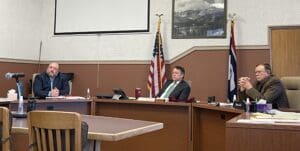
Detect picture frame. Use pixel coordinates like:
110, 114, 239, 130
172, 0, 227, 39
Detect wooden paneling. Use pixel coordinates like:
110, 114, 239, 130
94, 99, 192, 151
192, 104, 242, 151
171, 49, 269, 101
9, 99, 92, 115
227, 128, 300, 151
0, 49, 269, 102
226, 113, 300, 151
271, 27, 300, 77
0, 62, 37, 97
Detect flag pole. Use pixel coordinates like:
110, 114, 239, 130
156, 14, 164, 89
148, 14, 166, 97
228, 13, 236, 21
227, 13, 238, 102
156, 14, 163, 31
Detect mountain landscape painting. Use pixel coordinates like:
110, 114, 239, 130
172, 0, 226, 38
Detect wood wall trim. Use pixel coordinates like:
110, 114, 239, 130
269, 25, 300, 30
39, 60, 155, 65
0, 58, 38, 64
169, 45, 269, 63
0, 45, 269, 65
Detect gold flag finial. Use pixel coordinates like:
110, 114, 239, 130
156, 14, 163, 31
228, 13, 237, 22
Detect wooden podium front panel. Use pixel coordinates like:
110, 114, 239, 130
192, 103, 242, 151
9, 99, 92, 115
94, 99, 192, 151
226, 113, 300, 151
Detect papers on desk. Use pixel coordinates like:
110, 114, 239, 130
237, 111, 300, 124
46, 96, 86, 100
219, 102, 233, 107
137, 97, 155, 102
253, 111, 300, 120
128, 97, 136, 100
46, 96, 65, 99
237, 119, 300, 124
0, 97, 15, 102
65, 96, 86, 99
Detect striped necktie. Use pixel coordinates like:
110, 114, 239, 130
161, 81, 177, 98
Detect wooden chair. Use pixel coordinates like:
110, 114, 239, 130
28, 111, 82, 151
0, 107, 10, 151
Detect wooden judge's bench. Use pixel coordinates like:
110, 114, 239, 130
8, 98, 298, 151
92, 99, 243, 151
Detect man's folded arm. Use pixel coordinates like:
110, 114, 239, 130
33, 76, 49, 98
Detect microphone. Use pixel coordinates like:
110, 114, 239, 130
5, 72, 25, 79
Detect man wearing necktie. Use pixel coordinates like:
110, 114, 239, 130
157, 66, 191, 101
33, 62, 70, 98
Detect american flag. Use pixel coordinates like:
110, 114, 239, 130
227, 20, 237, 102
147, 17, 166, 97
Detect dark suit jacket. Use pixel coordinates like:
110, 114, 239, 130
238, 75, 289, 109
33, 72, 70, 98
157, 80, 191, 101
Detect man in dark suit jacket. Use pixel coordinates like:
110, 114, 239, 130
156, 66, 191, 101
33, 62, 70, 98
238, 63, 289, 109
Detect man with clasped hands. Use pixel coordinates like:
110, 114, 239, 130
238, 63, 289, 109
33, 62, 70, 98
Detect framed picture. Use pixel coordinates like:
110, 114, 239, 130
172, 0, 227, 39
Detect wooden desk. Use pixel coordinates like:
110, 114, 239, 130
192, 103, 243, 151
93, 99, 192, 151
226, 113, 300, 151
9, 98, 92, 115
0, 98, 11, 108
12, 115, 163, 151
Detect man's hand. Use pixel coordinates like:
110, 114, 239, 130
238, 77, 253, 91
51, 88, 59, 97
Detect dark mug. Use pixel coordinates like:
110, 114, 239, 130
135, 88, 142, 99
207, 96, 215, 103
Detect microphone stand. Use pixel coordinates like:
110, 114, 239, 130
14, 77, 26, 117
16, 77, 23, 99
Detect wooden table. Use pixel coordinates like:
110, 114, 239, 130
0, 98, 11, 108
9, 98, 92, 114
93, 99, 192, 151
192, 103, 243, 151
226, 113, 300, 151
12, 115, 163, 151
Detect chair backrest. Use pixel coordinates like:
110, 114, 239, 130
281, 76, 300, 109
28, 111, 82, 151
32, 73, 40, 97
0, 107, 10, 151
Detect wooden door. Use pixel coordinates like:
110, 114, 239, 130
270, 27, 300, 77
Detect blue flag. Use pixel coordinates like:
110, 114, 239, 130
228, 20, 237, 102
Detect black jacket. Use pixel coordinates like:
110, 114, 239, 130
157, 80, 191, 101
33, 72, 70, 98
